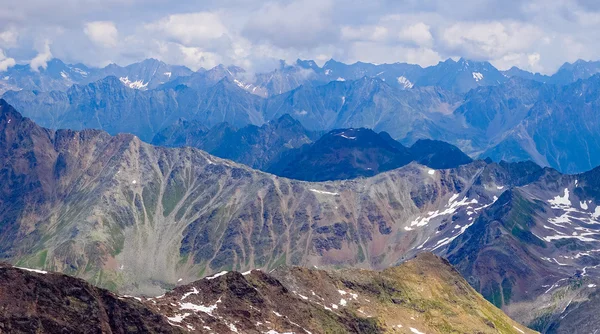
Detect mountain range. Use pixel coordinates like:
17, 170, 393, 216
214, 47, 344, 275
5, 57, 600, 174
152, 119, 472, 181
0, 253, 535, 333
5, 57, 600, 96
3, 99, 600, 331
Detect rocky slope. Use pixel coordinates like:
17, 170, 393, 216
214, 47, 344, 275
2, 100, 600, 331
0, 254, 535, 334
399, 161, 600, 332
0, 262, 180, 333
0, 99, 517, 297
482, 75, 600, 173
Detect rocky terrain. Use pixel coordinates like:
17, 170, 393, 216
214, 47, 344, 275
0, 262, 180, 333
0, 254, 535, 334
2, 99, 600, 331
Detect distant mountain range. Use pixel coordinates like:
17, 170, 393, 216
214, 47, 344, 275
152, 119, 472, 181
267, 128, 473, 181
3, 100, 600, 331
5, 57, 600, 174
0, 253, 535, 333
4, 56, 600, 97
152, 114, 320, 171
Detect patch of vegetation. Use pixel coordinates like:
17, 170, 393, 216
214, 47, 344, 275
357, 245, 366, 263
162, 175, 187, 217
529, 311, 554, 332
507, 193, 546, 248
142, 182, 159, 222
268, 252, 287, 271
501, 277, 513, 305
482, 281, 503, 308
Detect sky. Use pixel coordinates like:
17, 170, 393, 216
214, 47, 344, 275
1, 0, 599, 74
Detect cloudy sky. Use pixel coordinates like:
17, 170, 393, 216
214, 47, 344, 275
1, 0, 599, 73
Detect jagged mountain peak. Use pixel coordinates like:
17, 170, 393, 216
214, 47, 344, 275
295, 58, 320, 69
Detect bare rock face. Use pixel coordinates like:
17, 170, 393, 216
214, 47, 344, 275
0, 255, 535, 334
0, 263, 180, 334
0, 100, 599, 331
0, 99, 491, 296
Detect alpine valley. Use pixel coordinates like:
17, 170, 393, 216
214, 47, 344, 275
3, 56, 600, 334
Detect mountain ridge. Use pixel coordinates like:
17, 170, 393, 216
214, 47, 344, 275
0, 253, 536, 333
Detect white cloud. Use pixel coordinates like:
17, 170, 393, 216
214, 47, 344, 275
145, 12, 228, 46
341, 25, 389, 42
491, 52, 544, 72
243, 0, 338, 49
441, 21, 544, 60
178, 45, 221, 70
347, 41, 441, 67
30, 40, 52, 72
1, 0, 600, 74
84, 21, 118, 48
0, 28, 19, 48
398, 23, 433, 46
528, 52, 541, 68
0, 49, 16, 71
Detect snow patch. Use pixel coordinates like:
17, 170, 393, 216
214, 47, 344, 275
309, 189, 339, 196
164, 72, 172, 78
180, 297, 221, 315
593, 206, 600, 219
410, 328, 426, 334
181, 287, 199, 300
428, 169, 435, 175
472, 72, 484, 82
205, 271, 228, 280
336, 77, 345, 82
409, 196, 478, 228
513, 326, 525, 334
397, 76, 414, 89
549, 188, 571, 208
119, 76, 148, 89
167, 313, 189, 323
71, 68, 88, 76
16, 267, 47, 274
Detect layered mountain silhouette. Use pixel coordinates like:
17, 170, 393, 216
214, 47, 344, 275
6, 57, 600, 174
152, 114, 320, 171
154, 120, 472, 181
2, 100, 600, 331
269, 129, 472, 181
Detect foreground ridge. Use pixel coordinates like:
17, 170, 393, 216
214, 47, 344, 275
0, 253, 534, 334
